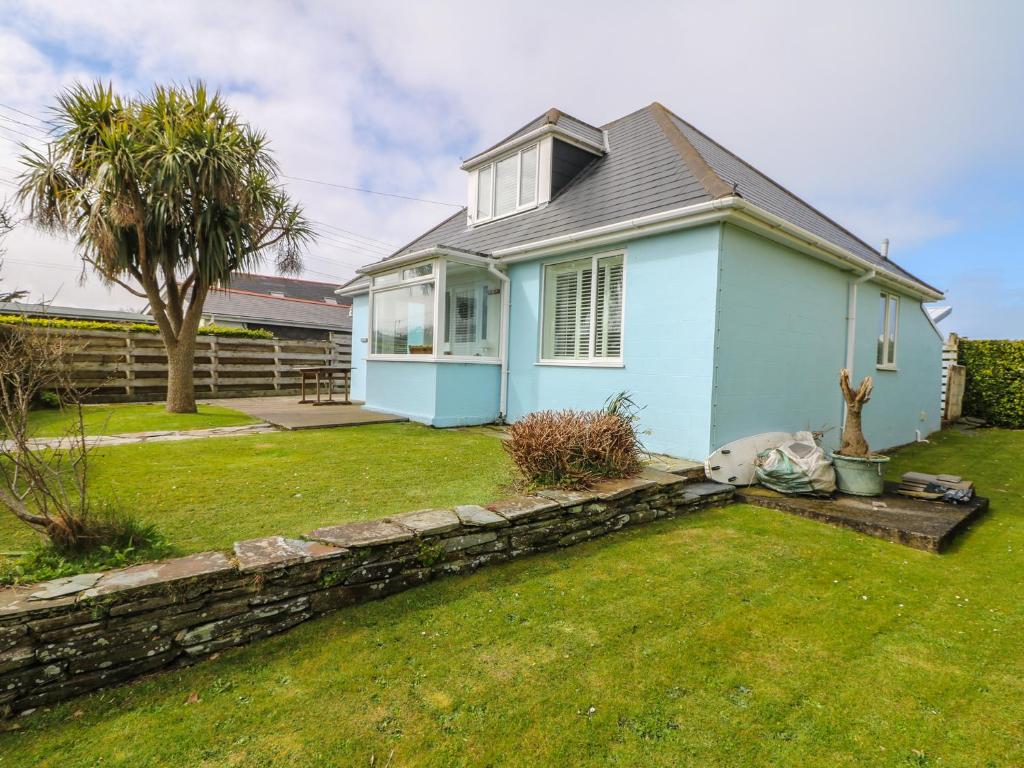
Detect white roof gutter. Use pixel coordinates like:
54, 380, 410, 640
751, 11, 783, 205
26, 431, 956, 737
727, 199, 944, 301
356, 247, 496, 277
491, 196, 943, 301
493, 197, 735, 262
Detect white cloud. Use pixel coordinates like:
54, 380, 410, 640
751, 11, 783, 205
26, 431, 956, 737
0, 0, 1021, 332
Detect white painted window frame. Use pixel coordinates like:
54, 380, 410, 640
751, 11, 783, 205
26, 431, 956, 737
472, 142, 540, 224
877, 291, 900, 371
368, 257, 504, 365
537, 249, 627, 367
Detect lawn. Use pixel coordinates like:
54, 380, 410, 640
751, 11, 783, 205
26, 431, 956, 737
1, 427, 1021, 766
26, 402, 257, 438
0, 422, 515, 556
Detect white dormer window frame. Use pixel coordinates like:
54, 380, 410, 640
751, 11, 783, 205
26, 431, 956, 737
471, 142, 540, 225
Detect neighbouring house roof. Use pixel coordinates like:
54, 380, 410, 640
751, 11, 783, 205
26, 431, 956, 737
202, 289, 352, 332
0, 301, 152, 324
222, 273, 351, 305
386, 102, 939, 297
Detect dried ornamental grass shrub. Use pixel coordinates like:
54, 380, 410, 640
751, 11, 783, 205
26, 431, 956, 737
504, 406, 644, 489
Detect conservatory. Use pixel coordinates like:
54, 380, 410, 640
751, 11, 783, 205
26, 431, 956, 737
358, 249, 508, 427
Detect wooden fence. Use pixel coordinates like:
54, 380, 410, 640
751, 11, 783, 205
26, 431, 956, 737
46, 328, 352, 403
942, 333, 965, 421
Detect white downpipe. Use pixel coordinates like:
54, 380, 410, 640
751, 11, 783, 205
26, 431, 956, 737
842, 269, 876, 429
845, 269, 876, 373
487, 263, 511, 421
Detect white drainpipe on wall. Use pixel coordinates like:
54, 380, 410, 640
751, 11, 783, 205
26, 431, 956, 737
842, 268, 876, 428
487, 263, 511, 422
845, 269, 877, 373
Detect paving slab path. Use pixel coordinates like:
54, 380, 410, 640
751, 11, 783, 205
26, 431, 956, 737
10, 422, 278, 451
205, 396, 407, 430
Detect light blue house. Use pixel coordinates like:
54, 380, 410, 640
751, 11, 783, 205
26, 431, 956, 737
339, 103, 945, 459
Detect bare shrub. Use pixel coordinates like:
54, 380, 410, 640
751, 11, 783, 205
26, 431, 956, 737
0, 323, 96, 550
504, 394, 645, 489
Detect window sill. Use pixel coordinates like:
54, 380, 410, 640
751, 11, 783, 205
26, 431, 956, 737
876, 365, 898, 372
470, 203, 539, 228
535, 359, 625, 369
368, 355, 501, 365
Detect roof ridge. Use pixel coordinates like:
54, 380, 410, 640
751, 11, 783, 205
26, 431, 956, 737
231, 272, 343, 287
659, 104, 888, 259
213, 288, 350, 307
648, 102, 734, 200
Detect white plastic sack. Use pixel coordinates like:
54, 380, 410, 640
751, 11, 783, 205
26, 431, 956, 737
755, 431, 836, 495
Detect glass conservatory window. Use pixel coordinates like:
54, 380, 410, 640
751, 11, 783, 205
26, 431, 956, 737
441, 261, 502, 358
372, 282, 435, 355
368, 258, 503, 360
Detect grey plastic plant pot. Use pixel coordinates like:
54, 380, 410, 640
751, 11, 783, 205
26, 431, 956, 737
832, 453, 890, 496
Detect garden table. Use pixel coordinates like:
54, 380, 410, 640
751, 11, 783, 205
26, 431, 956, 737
297, 366, 351, 405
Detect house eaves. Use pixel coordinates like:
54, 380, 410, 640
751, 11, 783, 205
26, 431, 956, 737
491, 196, 944, 301
356, 246, 494, 276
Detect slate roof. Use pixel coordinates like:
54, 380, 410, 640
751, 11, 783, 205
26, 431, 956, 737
387, 102, 938, 296
224, 273, 351, 304
462, 108, 604, 167
0, 301, 152, 323
667, 111, 933, 290
203, 290, 352, 332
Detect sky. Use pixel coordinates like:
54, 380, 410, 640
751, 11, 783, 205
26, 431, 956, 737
0, 0, 1021, 338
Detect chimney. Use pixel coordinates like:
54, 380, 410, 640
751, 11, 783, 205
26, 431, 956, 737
880, 238, 890, 259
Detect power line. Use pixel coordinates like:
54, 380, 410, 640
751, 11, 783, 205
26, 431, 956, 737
312, 232, 390, 259
311, 228, 392, 255
0, 102, 51, 126
0, 123, 44, 143
309, 219, 396, 248
0, 103, 457, 214
282, 174, 462, 208
2, 257, 81, 273
0, 113, 49, 137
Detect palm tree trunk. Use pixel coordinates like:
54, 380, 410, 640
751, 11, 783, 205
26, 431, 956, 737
165, 337, 197, 413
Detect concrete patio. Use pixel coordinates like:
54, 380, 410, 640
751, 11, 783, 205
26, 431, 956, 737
206, 396, 408, 431
735, 482, 989, 552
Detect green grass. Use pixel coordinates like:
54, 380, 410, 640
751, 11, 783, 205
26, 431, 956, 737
1, 428, 1022, 766
0, 422, 515, 557
26, 403, 257, 438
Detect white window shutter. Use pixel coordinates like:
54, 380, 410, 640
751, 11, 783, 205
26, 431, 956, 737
519, 146, 538, 206
543, 255, 623, 361
595, 255, 623, 358
494, 155, 518, 216
577, 267, 592, 357
476, 166, 492, 220
552, 271, 579, 358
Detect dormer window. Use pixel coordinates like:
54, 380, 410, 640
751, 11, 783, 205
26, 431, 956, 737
473, 143, 539, 223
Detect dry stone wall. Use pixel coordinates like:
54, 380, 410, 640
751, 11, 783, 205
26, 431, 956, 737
0, 471, 733, 716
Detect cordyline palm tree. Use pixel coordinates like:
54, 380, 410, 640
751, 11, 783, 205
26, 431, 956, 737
16, 81, 314, 412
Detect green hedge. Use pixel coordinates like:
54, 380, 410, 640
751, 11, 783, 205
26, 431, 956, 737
959, 339, 1024, 428
0, 314, 273, 340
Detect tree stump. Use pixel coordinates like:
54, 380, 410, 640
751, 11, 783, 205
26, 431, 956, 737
838, 368, 873, 457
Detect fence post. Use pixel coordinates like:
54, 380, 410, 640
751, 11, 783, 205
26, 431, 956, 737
124, 334, 135, 399
273, 342, 282, 392
210, 336, 219, 395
